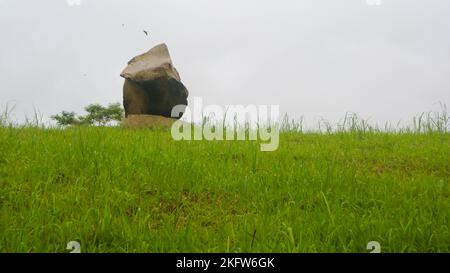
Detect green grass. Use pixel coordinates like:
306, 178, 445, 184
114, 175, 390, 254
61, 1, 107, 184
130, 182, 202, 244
0, 123, 449, 252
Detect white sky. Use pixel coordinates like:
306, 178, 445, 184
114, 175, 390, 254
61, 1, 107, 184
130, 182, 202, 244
0, 0, 449, 127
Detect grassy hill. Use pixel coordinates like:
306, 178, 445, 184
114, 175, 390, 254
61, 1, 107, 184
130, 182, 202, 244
0, 123, 448, 252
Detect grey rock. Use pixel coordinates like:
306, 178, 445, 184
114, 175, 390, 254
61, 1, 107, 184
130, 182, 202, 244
120, 44, 188, 119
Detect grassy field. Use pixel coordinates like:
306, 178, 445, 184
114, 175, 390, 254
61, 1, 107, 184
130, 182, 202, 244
0, 121, 449, 252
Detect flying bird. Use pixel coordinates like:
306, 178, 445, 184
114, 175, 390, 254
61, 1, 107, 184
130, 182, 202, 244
143, 30, 149, 36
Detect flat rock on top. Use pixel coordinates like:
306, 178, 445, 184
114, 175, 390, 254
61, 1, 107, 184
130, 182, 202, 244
120, 43, 181, 82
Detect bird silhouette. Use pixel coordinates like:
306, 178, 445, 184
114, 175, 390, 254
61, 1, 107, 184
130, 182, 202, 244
143, 30, 149, 36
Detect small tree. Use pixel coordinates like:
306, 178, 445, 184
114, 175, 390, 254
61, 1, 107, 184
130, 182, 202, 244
50, 111, 80, 126
83, 104, 106, 126
103, 103, 124, 124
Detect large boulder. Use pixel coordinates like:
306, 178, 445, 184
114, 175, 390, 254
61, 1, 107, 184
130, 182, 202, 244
120, 44, 188, 119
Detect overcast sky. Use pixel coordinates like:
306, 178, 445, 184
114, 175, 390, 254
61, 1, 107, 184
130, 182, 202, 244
0, 0, 449, 127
